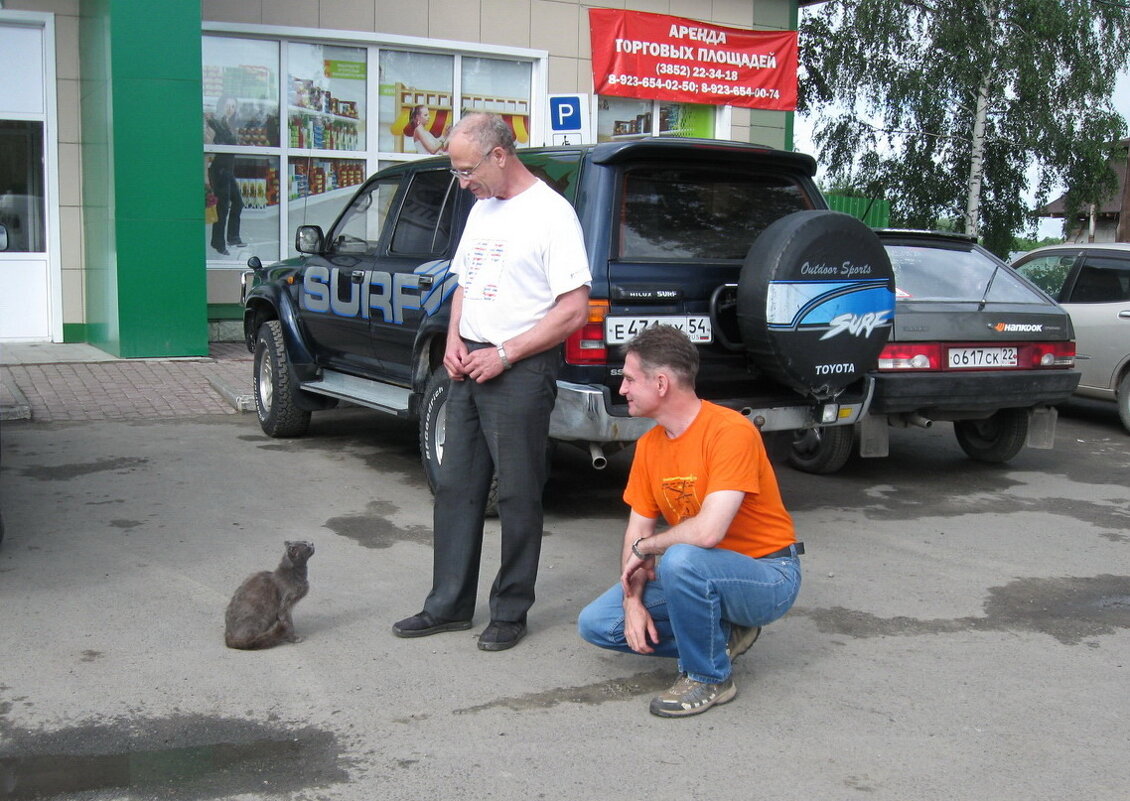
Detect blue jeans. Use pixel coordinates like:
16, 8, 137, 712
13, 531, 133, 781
577, 544, 801, 684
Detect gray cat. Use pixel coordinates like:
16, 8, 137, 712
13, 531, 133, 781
224, 541, 314, 650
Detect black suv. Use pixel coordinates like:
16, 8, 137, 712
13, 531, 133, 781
241, 139, 896, 490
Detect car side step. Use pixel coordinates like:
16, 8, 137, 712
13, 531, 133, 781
300, 370, 412, 416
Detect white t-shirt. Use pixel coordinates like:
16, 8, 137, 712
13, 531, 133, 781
452, 179, 591, 345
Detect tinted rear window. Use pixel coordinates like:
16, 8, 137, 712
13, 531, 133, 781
886, 243, 1044, 303
618, 167, 811, 260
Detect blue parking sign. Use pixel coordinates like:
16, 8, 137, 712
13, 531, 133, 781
549, 96, 583, 131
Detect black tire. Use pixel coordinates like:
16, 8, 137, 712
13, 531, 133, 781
1117, 372, 1130, 435
419, 366, 450, 495
787, 424, 855, 474
737, 211, 894, 398
253, 320, 311, 438
418, 366, 500, 516
954, 408, 1028, 463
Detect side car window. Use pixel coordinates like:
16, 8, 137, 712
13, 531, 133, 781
1012, 254, 1076, 301
331, 178, 400, 255
390, 170, 457, 256
1067, 255, 1130, 304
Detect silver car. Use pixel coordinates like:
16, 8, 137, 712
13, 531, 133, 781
1012, 243, 1130, 432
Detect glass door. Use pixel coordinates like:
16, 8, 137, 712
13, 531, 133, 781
0, 17, 55, 341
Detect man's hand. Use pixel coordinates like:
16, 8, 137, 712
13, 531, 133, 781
622, 598, 659, 654
620, 552, 655, 597
460, 346, 508, 383
443, 339, 470, 381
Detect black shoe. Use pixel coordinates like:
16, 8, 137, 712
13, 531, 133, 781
477, 620, 526, 651
392, 611, 472, 638
227, 238, 246, 247
213, 246, 229, 256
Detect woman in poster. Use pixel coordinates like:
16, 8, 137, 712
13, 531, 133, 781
206, 95, 245, 256
408, 105, 447, 154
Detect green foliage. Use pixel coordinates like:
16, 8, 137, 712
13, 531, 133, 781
799, 0, 1130, 256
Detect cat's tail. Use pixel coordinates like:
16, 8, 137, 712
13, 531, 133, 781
224, 621, 286, 650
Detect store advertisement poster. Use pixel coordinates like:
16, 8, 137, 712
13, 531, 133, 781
588, 9, 798, 111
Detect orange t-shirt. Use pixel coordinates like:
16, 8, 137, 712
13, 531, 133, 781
623, 401, 795, 558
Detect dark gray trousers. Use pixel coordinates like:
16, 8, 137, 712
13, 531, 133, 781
423, 346, 558, 624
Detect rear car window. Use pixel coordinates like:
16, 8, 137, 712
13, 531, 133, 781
886, 243, 1045, 303
618, 167, 810, 260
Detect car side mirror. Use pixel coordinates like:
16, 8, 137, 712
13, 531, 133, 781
295, 225, 324, 254
0, 223, 8, 251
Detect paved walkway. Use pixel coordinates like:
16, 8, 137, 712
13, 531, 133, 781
0, 341, 255, 422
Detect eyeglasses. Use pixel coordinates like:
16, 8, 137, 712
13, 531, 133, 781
449, 150, 494, 179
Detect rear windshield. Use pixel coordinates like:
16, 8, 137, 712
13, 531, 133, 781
618, 166, 811, 260
886, 243, 1045, 303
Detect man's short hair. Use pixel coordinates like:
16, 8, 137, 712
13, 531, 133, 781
451, 112, 516, 155
624, 325, 699, 388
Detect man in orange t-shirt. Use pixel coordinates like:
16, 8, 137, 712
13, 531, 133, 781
577, 325, 803, 717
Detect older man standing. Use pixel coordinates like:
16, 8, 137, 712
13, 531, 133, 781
394, 112, 591, 651
578, 325, 803, 716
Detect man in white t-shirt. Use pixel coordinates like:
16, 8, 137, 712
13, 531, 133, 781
394, 112, 592, 651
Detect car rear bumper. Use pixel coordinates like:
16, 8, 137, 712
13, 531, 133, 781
870, 369, 1081, 415
549, 379, 874, 443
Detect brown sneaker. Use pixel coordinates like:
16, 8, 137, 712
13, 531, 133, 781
649, 674, 737, 717
726, 625, 761, 661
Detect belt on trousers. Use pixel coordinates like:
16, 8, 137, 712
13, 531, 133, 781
758, 542, 804, 559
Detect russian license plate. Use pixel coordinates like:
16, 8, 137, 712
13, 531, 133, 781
948, 347, 1018, 368
605, 315, 713, 345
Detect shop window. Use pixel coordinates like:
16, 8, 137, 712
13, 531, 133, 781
379, 51, 454, 155
203, 37, 280, 148
204, 155, 280, 262
461, 57, 532, 147
287, 42, 366, 152
597, 97, 715, 142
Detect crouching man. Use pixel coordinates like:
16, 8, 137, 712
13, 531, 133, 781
577, 325, 802, 717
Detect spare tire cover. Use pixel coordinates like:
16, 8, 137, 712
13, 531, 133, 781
738, 210, 894, 398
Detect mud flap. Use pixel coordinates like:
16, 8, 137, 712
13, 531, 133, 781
858, 412, 889, 457
1026, 406, 1057, 449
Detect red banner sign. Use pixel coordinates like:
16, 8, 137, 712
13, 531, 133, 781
589, 9, 798, 111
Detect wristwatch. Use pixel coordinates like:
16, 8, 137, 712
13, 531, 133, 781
497, 345, 512, 370
631, 537, 649, 560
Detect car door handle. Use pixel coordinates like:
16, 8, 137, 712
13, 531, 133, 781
417, 273, 435, 288
1119, 310, 1130, 319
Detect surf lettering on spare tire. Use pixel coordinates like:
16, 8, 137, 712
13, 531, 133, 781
737, 211, 894, 398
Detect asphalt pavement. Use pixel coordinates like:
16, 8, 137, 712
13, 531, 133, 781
1, 347, 1128, 800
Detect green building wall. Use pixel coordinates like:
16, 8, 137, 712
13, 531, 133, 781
79, 0, 207, 357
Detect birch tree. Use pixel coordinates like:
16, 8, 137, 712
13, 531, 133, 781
799, 0, 1130, 255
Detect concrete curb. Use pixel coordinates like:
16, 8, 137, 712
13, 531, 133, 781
208, 376, 255, 413
1, 374, 31, 421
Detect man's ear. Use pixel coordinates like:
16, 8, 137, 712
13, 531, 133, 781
655, 372, 669, 396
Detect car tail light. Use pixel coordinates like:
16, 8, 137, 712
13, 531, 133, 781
1022, 341, 1076, 368
564, 299, 610, 365
877, 343, 943, 371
